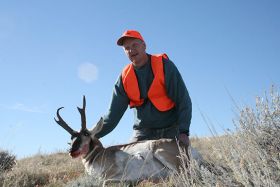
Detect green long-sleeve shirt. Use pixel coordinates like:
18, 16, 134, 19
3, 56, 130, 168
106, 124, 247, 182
95, 54, 192, 138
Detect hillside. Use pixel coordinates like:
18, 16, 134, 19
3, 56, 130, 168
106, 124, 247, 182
1, 87, 279, 186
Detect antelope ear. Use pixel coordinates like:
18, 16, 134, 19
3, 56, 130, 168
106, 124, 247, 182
90, 117, 104, 135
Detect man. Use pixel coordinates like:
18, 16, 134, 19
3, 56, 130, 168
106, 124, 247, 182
95, 30, 192, 147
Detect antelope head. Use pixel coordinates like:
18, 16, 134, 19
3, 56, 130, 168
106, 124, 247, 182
54, 96, 104, 158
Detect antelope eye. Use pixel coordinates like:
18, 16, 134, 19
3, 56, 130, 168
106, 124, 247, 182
71, 135, 77, 140
83, 131, 90, 136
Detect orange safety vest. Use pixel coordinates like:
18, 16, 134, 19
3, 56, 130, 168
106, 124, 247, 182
121, 54, 175, 111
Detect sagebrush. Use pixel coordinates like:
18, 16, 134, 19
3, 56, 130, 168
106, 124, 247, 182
0, 150, 16, 173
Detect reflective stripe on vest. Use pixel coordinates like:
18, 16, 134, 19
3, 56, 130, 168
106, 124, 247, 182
121, 54, 175, 111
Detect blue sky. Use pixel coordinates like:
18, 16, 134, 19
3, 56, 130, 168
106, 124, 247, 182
0, 1, 279, 159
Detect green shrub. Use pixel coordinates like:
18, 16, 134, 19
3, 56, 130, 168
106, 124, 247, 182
0, 149, 16, 173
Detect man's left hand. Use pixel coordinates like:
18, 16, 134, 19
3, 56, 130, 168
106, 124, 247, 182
179, 133, 190, 148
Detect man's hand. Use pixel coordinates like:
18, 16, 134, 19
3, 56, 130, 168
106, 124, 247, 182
179, 133, 190, 148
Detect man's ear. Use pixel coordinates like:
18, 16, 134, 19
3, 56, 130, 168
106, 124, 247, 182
143, 41, 146, 49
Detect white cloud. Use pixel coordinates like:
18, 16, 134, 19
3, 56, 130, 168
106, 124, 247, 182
78, 63, 99, 83
0, 103, 44, 113
10, 103, 44, 113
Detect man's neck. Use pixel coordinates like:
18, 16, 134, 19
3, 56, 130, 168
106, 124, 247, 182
133, 54, 149, 68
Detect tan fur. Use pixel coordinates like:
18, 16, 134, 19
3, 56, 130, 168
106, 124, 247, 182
82, 138, 187, 183
54, 97, 202, 184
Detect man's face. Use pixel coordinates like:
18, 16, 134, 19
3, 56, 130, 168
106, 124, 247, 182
122, 38, 147, 67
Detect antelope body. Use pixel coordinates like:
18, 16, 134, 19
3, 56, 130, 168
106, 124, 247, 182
54, 96, 197, 183
82, 138, 183, 181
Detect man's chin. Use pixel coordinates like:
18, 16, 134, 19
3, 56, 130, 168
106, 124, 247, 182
130, 57, 137, 63
131, 58, 142, 66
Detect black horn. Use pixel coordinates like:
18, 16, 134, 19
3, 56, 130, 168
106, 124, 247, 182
54, 107, 77, 136
77, 95, 87, 130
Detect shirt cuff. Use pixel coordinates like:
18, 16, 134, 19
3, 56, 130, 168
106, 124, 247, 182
179, 130, 189, 136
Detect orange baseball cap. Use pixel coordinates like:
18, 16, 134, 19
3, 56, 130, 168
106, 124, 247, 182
117, 30, 145, 46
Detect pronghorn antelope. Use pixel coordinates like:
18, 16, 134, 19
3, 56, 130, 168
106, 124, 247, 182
54, 96, 200, 183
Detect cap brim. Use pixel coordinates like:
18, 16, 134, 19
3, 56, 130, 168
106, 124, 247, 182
117, 36, 125, 46
117, 36, 132, 46
117, 36, 145, 46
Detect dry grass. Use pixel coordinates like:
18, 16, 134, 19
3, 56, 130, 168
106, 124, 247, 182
170, 86, 280, 187
1, 86, 279, 186
0, 152, 84, 187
